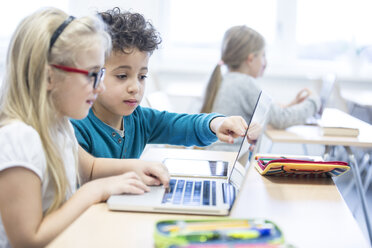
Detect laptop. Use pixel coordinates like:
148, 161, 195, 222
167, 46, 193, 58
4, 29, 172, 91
306, 73, 336, 125
107, 91, 272, 215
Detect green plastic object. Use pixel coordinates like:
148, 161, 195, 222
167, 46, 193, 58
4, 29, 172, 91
154, 218, 285, 248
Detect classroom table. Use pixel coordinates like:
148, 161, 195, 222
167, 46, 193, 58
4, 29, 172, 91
265, 107, 372, 245
47, 147, 369, 248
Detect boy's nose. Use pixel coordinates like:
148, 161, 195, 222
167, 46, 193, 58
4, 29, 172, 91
127, 80, 140, 94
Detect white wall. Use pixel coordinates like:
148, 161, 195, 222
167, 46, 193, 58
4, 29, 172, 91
68, 0, 162, 24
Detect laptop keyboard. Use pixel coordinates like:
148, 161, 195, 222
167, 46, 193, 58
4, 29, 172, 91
221, 181, 236, 206
162, 179, 216, 206
162, 178, 235, 206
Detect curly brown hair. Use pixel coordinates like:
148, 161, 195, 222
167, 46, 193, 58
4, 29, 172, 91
99, 7, 162, 54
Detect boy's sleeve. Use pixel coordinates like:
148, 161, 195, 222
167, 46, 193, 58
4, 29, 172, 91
70, 119, 91, 153
193, 112, 225, 144
141, 107, 224, 147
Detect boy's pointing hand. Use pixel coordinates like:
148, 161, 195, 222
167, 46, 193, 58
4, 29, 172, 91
210, 116, 248, 144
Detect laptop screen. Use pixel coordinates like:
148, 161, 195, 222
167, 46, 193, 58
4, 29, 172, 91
228, 91, 272, 189
317, 73, 336, 118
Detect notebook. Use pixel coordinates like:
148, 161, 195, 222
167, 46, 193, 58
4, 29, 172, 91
107, 91, 272, 215
306, 73, 336, 125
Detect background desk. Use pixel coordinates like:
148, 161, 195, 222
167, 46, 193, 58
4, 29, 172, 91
265, 108, 372, 245
48, 148, 369, 248
265, 108, 372, 148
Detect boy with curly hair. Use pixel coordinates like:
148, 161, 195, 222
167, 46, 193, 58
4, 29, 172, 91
71, 7, 249, 160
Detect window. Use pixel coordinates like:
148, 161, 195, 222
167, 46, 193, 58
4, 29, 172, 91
160, 0, 372, 78
168, 0, 276, 48
0, 1, 69, 76
160, 0, 276, 70
296, 0, 372, 62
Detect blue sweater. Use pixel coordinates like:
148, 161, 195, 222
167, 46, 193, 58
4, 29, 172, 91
71, 106, 222, 159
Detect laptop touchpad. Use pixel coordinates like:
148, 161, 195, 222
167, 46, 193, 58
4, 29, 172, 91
115, 186, 165, 205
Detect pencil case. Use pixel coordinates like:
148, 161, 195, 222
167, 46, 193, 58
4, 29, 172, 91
154, 218, 287, 248
254, 156, 350, 177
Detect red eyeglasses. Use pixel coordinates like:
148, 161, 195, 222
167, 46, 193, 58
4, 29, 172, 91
51, 64, 105, 89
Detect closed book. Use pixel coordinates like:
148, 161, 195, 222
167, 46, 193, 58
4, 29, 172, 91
320, 126, 359, 137
318, 108, 360, 137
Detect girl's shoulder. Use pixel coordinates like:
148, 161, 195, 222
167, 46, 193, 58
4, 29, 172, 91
224, 72, 258, 86
222, 72, 261, 94
0, 120, 43, 152
0, 120, 40, 140
0, 120, 44, 156
0, 120, 46, 178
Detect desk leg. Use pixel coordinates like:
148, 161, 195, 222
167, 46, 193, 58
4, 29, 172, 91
323, 145, 332, 161
345, 146, 372, 246
302, 144, 309, 155
342, 152, 370, 195
365, 164, 372, 191
265, 135, 274, 153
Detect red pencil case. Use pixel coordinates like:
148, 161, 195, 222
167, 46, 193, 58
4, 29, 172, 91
254, 156, 349, 177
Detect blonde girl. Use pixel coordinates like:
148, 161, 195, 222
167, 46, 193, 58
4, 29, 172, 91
0, 8, 168, 247
201, 26, 320, 137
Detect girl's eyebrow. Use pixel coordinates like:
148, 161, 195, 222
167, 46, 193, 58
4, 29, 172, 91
87, 66, 101, 71
79, 65, 101, 71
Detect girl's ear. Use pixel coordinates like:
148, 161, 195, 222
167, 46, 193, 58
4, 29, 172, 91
46, 65, 56, 91
242, 53, 254, 68
246, 53, 255, 64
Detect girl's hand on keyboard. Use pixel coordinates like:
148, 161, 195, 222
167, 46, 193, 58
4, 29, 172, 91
128, 160, 170, 188
89, 172, 150, 201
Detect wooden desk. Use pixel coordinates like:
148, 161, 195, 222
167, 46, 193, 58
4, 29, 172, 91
265, 108, 372, 245
48, 148, 369, 248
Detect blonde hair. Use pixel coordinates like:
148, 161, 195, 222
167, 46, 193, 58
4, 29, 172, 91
201, 26, 265, 113
0, 7, 111, 214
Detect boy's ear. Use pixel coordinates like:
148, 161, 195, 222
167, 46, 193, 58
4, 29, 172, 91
46, 65, 56, 91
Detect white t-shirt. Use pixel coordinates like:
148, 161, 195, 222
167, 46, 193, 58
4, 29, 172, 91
0, 121, 78, 248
